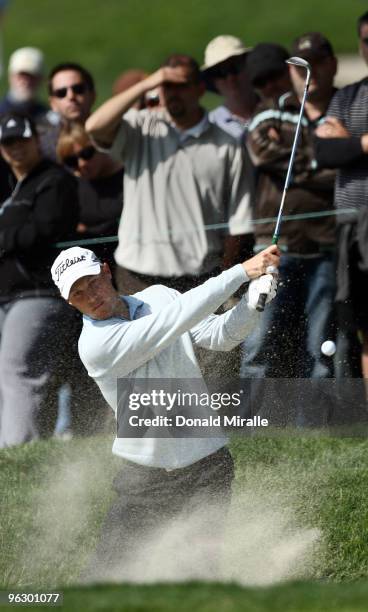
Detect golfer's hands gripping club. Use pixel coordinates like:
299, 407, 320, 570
247, 269, 278, 311
241, 245, 281, 312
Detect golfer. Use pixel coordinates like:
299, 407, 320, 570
51, 244, 280, 579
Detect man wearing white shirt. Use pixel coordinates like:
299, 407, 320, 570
86, 54, 254, 296
51, 244, 279, 579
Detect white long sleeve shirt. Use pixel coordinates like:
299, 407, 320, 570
78, 264, 258, 469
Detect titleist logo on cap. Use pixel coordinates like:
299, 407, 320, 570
54, 255, 87, 281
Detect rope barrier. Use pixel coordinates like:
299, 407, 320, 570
54, 208, 357, 249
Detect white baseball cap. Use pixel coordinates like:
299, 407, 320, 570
51, 247, 101, 300
201, 35, 252, 71
8, 47, 44, 76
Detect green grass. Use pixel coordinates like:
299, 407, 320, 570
0, 0, 364, 104
2, 581, 368, 612
0, 436, 120, 588
2, 435, 368, 611
232, 435, 368, 582
1, 434, 368, 599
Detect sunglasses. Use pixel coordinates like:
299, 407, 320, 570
145, 94, 160, 108
209, 58, 245, 80
51, 83, 88, 98
63, 145, 96, 169
0, 136, 31, 146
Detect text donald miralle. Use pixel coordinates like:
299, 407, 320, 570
116, 381, 269, 438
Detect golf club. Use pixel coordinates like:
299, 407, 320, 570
256, 56, 311, 312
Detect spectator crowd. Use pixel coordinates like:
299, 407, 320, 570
1, 11, 368, 447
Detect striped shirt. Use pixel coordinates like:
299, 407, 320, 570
327, 78, 368, 214
246, 92, 336, 252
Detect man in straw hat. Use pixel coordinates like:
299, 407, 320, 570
201, 35, 257, 141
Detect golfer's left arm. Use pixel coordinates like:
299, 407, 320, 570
190, 294, 259, 351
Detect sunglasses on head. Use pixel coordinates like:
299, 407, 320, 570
51, 83, 88, 98
209, 57, 245, 80
63, 145, 96, 169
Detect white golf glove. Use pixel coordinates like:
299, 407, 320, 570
247, 266, 278, 311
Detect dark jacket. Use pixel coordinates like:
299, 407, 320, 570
0, 153, 13, 203
0, 158, 78, 301
76, 168, 123, 268
78, 168, 123, 236
247, 92, 337, 253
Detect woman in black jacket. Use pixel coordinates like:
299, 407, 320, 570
0, 113, 80, 447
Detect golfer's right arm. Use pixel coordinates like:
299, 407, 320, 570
82, 247, 280, 378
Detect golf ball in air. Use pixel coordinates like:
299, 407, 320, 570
321, 340, 336, 357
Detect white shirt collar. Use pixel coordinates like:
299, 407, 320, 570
167, 111, 210, 142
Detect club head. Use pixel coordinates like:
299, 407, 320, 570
286, 56, 311, 71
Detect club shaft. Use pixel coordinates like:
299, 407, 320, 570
272, 68, 311, 242
256, 58, 311, 312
